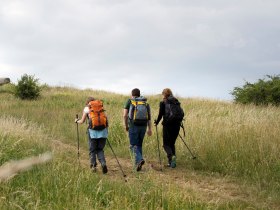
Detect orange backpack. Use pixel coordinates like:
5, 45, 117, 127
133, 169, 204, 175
88, 100, 108, 130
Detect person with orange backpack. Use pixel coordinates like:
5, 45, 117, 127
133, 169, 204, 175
75, 97, 108, 174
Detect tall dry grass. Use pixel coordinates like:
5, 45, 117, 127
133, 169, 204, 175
180, 98, 280, 198
0, 85, 280, 209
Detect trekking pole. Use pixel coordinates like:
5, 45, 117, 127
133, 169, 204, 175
76, 114, 80, 161
106, 138, 127, 181
178, 133, 196, 159
155, 125, 163, 171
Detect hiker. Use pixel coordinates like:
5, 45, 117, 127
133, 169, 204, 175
154, 88, 184, 168
123, 88, 152, 171
75, 97, 108, 174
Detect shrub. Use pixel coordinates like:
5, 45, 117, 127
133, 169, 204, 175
231, 75, 280, 106
14, 74, 41, 100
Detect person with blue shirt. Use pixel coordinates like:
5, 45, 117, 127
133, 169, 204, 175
123, 88, 152, 171
75, 97, 108, 174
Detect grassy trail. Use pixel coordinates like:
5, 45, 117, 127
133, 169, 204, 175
52, 138, 276, 209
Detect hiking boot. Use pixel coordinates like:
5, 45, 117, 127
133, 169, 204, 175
136, 159, 145, 171
170, 156, 176, 168
90, 163, 97, 168
102, 164, 108, 174
165, 163, 171, 167
90, 164, 97, 172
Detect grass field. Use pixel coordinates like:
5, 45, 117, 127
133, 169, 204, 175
0, 85, 280, 209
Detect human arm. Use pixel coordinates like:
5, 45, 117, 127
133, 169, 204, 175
75, 112, 87, 124
154, 101, 164, 125
75, 107, 88, 124
147, 104, 152, 136
123, 108, 129, 131
123, 99, 131, 131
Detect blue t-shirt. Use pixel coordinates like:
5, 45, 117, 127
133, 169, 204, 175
88, 128, 108, 139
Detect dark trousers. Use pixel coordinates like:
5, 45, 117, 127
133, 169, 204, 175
88, 136, 107, 166
163, 124, 180, 163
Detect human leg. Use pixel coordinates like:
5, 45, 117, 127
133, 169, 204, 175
94, 138, 107, 174
170, 124, 180, 156
129, 125, 146, 170
168, 124, 180, 168
95, 138, 106, 165
136, 126, 146, 171
163, 126, 173, 165
88, 134, 97, 168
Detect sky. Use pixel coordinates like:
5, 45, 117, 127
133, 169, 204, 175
0, 0, 279, 100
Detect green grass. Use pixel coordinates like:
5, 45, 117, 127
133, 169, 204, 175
0, 115, 206, 209
0, 85, 280, 209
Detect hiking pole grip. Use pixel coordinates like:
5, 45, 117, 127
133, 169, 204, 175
76, 114, 80, 159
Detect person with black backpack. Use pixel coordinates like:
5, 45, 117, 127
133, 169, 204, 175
123, 88, 152, 171
154, 88, 184, 168
75, 97, 108, 174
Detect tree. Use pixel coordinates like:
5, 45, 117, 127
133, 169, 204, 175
14, 74, 41, 100
231, 75, 280, 106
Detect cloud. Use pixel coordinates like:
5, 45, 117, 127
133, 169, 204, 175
0, 0, 279, 99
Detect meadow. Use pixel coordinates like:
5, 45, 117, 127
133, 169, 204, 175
0, 85, 279, 209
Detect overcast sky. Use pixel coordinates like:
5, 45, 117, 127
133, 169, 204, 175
1, 0, 279, 100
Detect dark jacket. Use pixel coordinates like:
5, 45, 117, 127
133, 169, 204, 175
155, 96, 181, 126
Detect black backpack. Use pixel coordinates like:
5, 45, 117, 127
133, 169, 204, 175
164, 96, 184, 124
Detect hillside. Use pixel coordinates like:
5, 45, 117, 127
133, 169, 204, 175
0, 86, 280, 209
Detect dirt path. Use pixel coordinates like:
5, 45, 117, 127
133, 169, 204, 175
51, 140, 278, 210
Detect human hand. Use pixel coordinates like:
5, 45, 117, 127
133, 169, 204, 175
147, 129, 152, 136
153, 120, 158, 126
75, 118, 79, 123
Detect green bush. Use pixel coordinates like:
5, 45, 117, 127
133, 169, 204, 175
231, 75, 280, 106
14, 74, 41, 100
